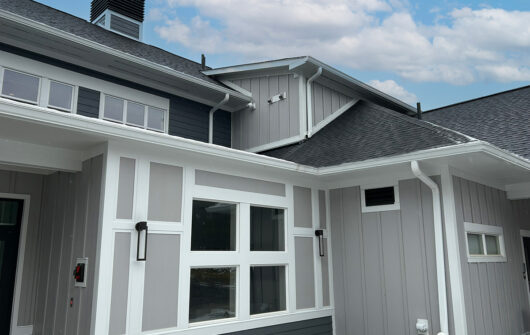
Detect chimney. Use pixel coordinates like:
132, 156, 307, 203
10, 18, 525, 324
91, 0, 145, 41
416, 102, 422, 119
201, 54, 206, 70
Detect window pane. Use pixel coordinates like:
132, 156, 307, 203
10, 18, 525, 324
250, 206, 284, 251
127, 101, 145, 127
104, 96, 124, 121
0, 199, 21, 226
2, 69, 39, 102
250, 266, 286, 315
147, 107, 165, 131
191, 200, 236, 251
485, 235, 500, 255
189, 268, 236, 323
48, 81, 73, 110
467, 233, 483, 255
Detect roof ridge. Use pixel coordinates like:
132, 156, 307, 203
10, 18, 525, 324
425, 84, 530, 113
365, 101, 468, 144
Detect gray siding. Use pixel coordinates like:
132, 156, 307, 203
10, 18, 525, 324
330, 179, 453, 335
0, 170, 44, 326
76, 87, 101, 118
195, 170, 286, 197
311, 81, 355, 127
110, 14, 140, 39
147, 162, 183, 222
295, 237, 316, 309
231, 74, 300, 150
223, 316, 332, 335
453, 177, 530, 335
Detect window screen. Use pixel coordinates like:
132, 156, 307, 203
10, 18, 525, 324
364, 186, 395, 207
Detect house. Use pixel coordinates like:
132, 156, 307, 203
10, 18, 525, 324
0, 0, 529, 334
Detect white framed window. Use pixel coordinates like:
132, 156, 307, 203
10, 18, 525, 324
0, 68, 41, 104
101, 93, 166, 132
48, 80, 74, 112
360, 184, 400, 213
188, 199, 288, 325
464, 222, 506, 263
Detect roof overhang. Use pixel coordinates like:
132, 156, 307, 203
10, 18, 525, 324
0, 10, 252, 112
1, 98, 529, 192
204, 56, 417, 115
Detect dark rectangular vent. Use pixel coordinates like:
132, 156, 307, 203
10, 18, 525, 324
91, 0, 145, 23
110, 14, 140, 39
364, 187, 395, 207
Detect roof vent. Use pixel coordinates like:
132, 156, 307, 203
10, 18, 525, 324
91, 0, 145, 41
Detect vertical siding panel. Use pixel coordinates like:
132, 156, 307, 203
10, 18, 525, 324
259, 77, 269, 146
381, 210, 406, 334
240, 79, 252, 149
313, 83, 324, 126
250, 78, 261, 149
399, 179, 429, 332
278, 75, 290, 140
269, 76, 280, 142
331, 91, 340, 115
491, 190, 508, 333
232, 112, 241, 149
322, 86, 333, 120
342, 187, 366, 335
362, 212, 385, 335
329, 189, 347, 335
288, 75, 299, 137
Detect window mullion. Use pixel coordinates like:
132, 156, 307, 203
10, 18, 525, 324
123, 100, 127, 124
482, 234, 488, 255
239, 203, 251, 320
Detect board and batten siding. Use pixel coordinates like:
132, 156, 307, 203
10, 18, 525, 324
231, 74, 300, 150
452, 177, 530, 335
330, 178, 455, 335
311, 81, 356, 127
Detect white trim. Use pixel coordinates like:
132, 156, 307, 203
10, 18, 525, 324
219, 80, 252, 98
2, 193, 32, 335
203, 58, 304, 76
306, 67, 322, 138
0, 9, 252, 105
310, 99, 358, 136
246, 134, 306, 153
440, 166, 468, 335
208, 93, 230, 143
360, 183, 400, 213
464, 222, 507, 263
298, 75, 307, 140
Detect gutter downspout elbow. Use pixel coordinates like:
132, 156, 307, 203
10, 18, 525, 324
411, 161, 449, 335
306, 66, 322, 138
209, 93, 230, 144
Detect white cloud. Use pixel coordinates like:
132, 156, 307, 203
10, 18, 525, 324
151, 1, 530, 85
369, 79, 417, 105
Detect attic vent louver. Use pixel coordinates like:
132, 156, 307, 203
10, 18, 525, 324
91, 0, 145, 41
364, 187, 395, 207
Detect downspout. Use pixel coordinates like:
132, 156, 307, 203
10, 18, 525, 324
306, 66, 322, 138
411, 161, 449, 335
208, 93, 230, 144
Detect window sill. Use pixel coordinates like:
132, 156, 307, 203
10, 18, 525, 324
467, 255, 507, 263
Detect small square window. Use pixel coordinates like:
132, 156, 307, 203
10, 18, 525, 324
464, 222, 506, 263
48, 81, 73, 111
250, 266, 286, 315
104, 96, 124, 122
189, 267, 236, 323
250, 206, 285, 251
191, 200, 236, 251
1, 69, 40, 103
147, 107, 165, 131
126, 101, 145, 127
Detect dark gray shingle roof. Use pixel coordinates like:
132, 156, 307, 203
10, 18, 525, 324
423, 85, 530, 160
0, 0, 219, 84
262, 101, 470, 167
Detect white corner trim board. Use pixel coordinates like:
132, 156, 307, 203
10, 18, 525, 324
411, 161, 449, 335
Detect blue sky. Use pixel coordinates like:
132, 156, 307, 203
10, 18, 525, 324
37, 0, 530, 110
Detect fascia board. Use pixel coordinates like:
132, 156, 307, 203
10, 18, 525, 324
0, 10, 251, 104
203, 58, 306, 76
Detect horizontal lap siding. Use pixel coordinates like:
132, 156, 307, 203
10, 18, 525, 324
224, 316, 332, 335
76, 87, 100, 118
453, 177, 530, 335
330, 179, 453, 335
169, 96, 210, 143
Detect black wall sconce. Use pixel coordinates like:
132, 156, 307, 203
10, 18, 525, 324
135, 221, 148, 261
315, 229, 325, 257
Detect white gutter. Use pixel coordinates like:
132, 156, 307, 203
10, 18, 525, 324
208, 93, 230, 144
411, 161, 449, 335
306, 67, 322, 138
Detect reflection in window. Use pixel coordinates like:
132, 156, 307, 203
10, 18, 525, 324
0, 199, 22, 226
189, 268, 236, 323
104, 95, 124, 122
48, 81, 73, 111
250, 206, 284, 251
1, 69, 40, 103
148, 106, 165, 131
126, 101, 145, 127
250, 266, 286, 315
191, 200, 236, 251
